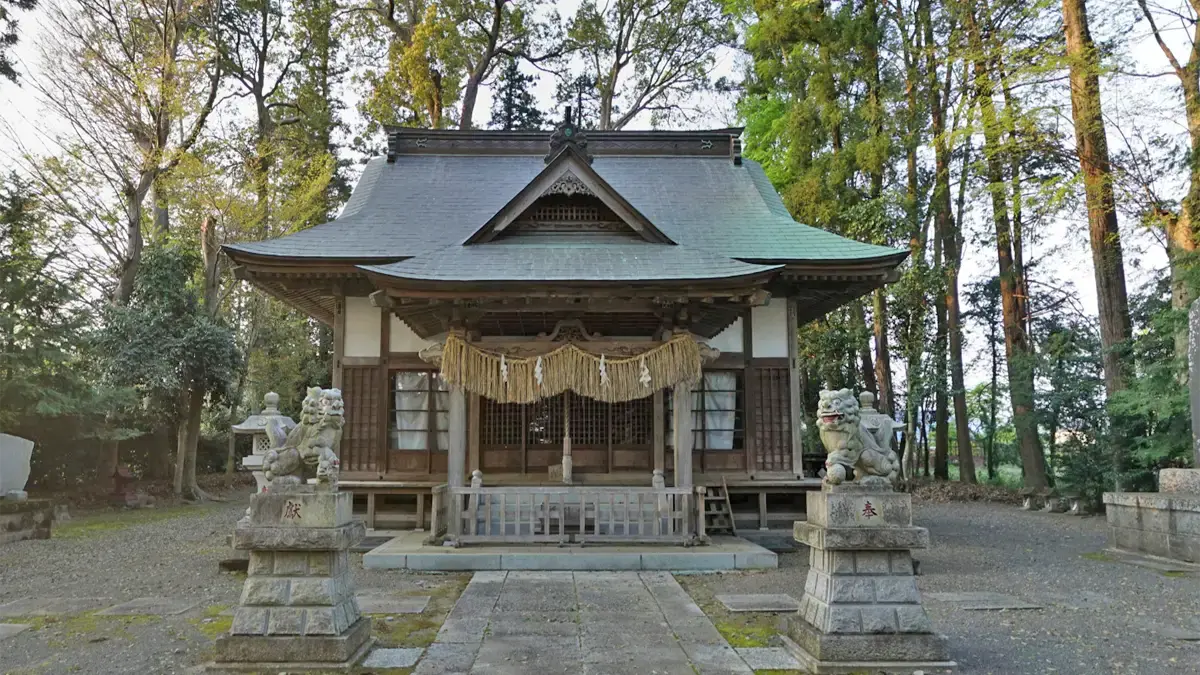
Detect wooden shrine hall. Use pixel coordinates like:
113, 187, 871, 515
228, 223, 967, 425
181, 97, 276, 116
223, 114, 907, 543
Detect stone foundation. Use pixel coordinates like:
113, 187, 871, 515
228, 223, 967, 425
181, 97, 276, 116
0, 499, 53, 545
785, 484, 954, 674
1104, 471, 1200, 563
209, 489, 371, 672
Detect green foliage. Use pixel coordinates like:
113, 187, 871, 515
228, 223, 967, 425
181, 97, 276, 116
95, 245, 240, 422
0, 176, 141, 486
1109, 276, 1193, 484
0, 0, 36, 81
489, 57, 546, 130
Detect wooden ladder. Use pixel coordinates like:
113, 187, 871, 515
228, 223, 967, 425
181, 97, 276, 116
703, 477, 737, 536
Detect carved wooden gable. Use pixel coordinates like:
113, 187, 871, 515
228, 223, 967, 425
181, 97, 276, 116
464, 148, 674, 245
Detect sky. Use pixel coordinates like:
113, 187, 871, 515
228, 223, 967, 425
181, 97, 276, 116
0, 0, 1193, 384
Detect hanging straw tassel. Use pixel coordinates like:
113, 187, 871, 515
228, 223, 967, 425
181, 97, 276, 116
438, 332, 704, 403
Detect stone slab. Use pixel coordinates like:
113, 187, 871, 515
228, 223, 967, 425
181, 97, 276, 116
1106, 548, 1200, 573
787, 616, 951, 661
233, 521, 365, 551
0, 597, 111, 617
97, 597, 200, 616
0, 623, 31, 640
679, 642, 753, 674
1042, 591, 1116, 610
356, 593, 430, 615
1159, 468, 1200, 494
363, 647, 425, 668
716, 593, 801, 613
736, 647, 802, 670
640, 551, 737, 570
471, 636, 584, 675
247, 490, 353, 528
794, 522, 930, 550
486, 611, 578, 637
415, 642, 480, 675
215, 616, 372, 664
924, 592, 1043, 610
435, 616, 489, 644
782, 632, 955, 674
807, 486, 914, 528
408, 553, 503, 571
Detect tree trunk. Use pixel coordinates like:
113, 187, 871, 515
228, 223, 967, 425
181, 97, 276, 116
174, 380, 206, 500
1172, 73, 1200, 361
850, 302, 878, 396
872, 289, 895, 416
967, 0, 1048, 488
1063, 0, 1132, 398
933, 225, 950, 480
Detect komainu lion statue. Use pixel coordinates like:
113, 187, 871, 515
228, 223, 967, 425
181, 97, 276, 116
262, 387, 344, 491
816, 388, 899, 487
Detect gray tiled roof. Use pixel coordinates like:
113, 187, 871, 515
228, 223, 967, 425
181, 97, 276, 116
225, 153, 903, 264
360, 242, 781, 282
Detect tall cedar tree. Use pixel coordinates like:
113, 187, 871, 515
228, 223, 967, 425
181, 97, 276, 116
964, 0, 1049, 488
489, 58, 546, 130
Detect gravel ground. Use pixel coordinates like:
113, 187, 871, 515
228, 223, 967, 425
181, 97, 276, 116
682, 500, 1200, 675
0, 495, 465, 675
3, 496, 1198, 674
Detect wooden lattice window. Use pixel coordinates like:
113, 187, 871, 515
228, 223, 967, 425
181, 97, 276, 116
388, 370, 448, 451
532, 203, 601, 222
749, 366, 792, 471
480, 392, 653, 449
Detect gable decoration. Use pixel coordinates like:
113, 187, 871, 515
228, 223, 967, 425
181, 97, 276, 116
436, 332, 712, 403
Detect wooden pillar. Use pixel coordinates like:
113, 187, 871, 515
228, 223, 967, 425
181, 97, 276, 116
468, 394, 481, 474
786, 296, 804, 477
653, 389, 665, 476
332, 291, 346, 390
447, 384, 467, 537
448, 385, 467, 488
672, 381, 693, 490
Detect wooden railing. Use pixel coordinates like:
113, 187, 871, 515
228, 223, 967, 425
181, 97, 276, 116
426, 483, 449, 543
450, 486, 695, 545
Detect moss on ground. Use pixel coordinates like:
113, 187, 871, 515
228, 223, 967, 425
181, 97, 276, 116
190, 604, 234, 639
54, 504, 213, 539
367, 574, 470, 648
674, 575, 779, 648
16, 610, 158, 646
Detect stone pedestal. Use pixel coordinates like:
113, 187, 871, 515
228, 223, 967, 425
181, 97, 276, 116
1104, 468, 1200, 563
0, 499, 53, 545
785, 484, 954, 674
209, 489, 372, 673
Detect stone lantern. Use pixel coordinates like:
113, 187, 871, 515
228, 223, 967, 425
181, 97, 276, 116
231, 392, 296, 495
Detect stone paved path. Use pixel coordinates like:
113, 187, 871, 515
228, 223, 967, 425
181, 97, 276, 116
412, 571, 757, 675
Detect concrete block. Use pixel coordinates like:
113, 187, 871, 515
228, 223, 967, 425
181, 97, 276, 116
434, 616, 489, 644
241, 578, 289, 606
678, 642, 753, 674
735, 647, 801, 671
405, 553, 502, 571
639, 551, 736, 570
715, 594, 801, 613
273, 551, 309, 576
873, 577, 920, 604
266, 607, 305, 635
859, 606, 898, 633
733, 549, 777, 569
828, 577, 875, 604
1159, 468, 1200, 493
230, 607, 268, 635
414, 642, 480, 675
362, 549, 406, 569
363, 647, 424, 668
289, 579, 335, 606
854, 551, 891, 574
215, 615, 372, 663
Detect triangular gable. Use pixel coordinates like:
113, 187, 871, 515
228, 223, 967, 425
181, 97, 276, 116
464, 145, 675, 245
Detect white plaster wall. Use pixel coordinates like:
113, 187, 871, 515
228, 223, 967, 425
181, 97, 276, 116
751, 298, 788, 358
707, 318, 743, 354
343, 296, 381, 357
391, 316, 436, 353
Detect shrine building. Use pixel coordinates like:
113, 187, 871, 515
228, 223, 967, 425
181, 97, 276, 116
223, 117, 906, 545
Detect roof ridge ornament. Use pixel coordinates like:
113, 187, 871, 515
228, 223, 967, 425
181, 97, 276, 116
546, 106, 592, 164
